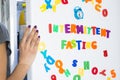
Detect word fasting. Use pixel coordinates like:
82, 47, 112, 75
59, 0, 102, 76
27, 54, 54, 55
61, 40, 97, 50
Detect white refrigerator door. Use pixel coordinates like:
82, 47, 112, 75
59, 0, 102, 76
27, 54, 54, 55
26, 0, 120, 80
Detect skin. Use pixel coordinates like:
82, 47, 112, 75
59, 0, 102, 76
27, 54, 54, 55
0, 25, 40, 80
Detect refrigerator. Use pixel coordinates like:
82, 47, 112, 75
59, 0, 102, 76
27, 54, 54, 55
3, 0, 120, 80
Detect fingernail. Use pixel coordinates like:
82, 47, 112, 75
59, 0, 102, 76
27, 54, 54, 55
36, 30, 39, 33
38, 36, 40, 38
34, 25, 37, 28
28, 25, 31, 28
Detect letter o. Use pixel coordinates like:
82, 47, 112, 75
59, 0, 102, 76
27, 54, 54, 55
38, 42, 46, 51
102, 9, 108, 17
92, 67, 98, 75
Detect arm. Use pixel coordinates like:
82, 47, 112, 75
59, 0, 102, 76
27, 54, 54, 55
8, 26, 40, 80
0, 25, 40, 80
0, 43, 7, 80
0, 44, 29, 80
0, 43, 29, 80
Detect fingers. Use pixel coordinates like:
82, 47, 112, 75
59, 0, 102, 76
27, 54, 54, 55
27, 25, 37, 46
34, 36, 40, 50
21, 25, 40, 50
21, 25, 31, 43
30, 30, 39, 47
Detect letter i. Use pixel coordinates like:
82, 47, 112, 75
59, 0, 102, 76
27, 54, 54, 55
49, 24, 52, 33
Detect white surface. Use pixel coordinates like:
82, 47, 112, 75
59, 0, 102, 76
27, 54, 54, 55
9, 0, 18, 73
16, 0, 25, 1
26, 0, 120, 80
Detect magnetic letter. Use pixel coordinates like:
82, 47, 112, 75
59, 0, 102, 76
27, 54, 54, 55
99, 69, 106, 76
40, 4, 47, 12
84, 61, 90, 70
103, 50, 108, 57
96, 0, 102, 4
107, 77, 111, 80
72, 59, 78, 67
51, 74, 57, 80
78, 68, 84, 77
38, 42, 46, 51
61, 40, 67, 49
64, 69, 71, 77
44, 63, 50, 72
46, 55, 55, 65
61, 0, 68, 4
95, 4, 101, 12
45, 0, 52, 9
91, 41, 97, 49
55, 60, 65, 74
49, 24, 52, 33
92, 67, 98, 75
73, 74, 81, 80
111, 69, 116, 78
41, 50, 47, 59
102, 9, 108, 17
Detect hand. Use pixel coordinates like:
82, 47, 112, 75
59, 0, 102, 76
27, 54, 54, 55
19, 25, 40, 66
